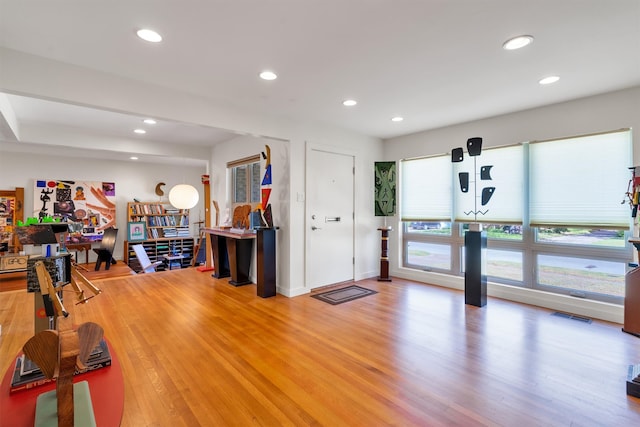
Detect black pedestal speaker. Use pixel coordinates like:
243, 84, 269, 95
257, 228, 277, 298
465, 230, 487, 307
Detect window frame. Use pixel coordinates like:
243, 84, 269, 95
227, 154, 262, 207
400, 129, 633, 304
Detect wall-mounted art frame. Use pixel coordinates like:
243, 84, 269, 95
374, 161, 397, 216
33, 179, 116, 242
127, 221, 147, 242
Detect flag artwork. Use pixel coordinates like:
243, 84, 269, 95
261, 145, 274, 228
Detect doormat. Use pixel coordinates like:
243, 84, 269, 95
311, 285, 377, 305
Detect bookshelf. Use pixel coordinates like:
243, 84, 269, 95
127, 202, 190, 239
124, 238, 194, 271
125, 202, 194, 271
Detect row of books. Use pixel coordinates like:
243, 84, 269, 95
162, 227, 190, 237
144, 215, 189, 227
129, 203, 165, 215
10, 339, 112, 394
147, 215, 180, 227
146, 228, 190, 239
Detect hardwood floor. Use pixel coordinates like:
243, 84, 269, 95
1, 270, 639, 426
0, 261, 135, 292
0, 270, 26, 292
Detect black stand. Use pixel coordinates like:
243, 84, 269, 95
256, 228, 277, 298
465, 229, 487, 307
624, 239, 640, 337
627, 364, 640, 397
93, 249, 116, 271
377, 227, 392, 282
209, 233, 230, 279
92, 227, 118, 271
226, 238, 253, 286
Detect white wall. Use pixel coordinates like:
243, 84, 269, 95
387, 87, 640, 160
210, 135, 290, 291
0, 48, 385, 295
210, 132, 384, 297
0, 151, 206, 261
2, 48, 636, 314
383, 86, 640, 322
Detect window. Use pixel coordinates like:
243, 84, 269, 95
453, 144, 524, 224
228, 155, 261, 205
400, 129, 633, 303
537, 254, 626, 298
486, 249, 523, 282
406, 221, 452, 236
462, 223, 523, 241
536, 227, 625, 248
405, 241, 451, 271
401, 155, 452, 222
529, 130, 630, 229
461, 247, 524, 282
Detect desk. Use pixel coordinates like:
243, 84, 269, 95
204, 228, 255, 286
0, 341, 124, 427
204, 227, 277, 297
66, 242, 92, 264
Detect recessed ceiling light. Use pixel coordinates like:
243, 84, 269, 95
343, 99, 357, 107
143, 119, 156, 125
502, 35, 534, 50
539, 75, 560, 85
137, 29, 162, 43
391, 116, 404, 122
134, 129, 146, 134
130, 156, 139, 160
259, 71, 277, 80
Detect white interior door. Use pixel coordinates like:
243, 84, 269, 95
306, 147, 355, 289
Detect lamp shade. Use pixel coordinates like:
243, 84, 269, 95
168, 184, 199, 209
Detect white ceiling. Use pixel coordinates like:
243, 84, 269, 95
0, 0, 639, 161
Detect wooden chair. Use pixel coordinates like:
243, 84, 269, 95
93, 227, 118, 271
132, 244, 163, 273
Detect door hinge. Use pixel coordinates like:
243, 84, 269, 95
353, 166, 355, 175
353, 257, 355, 265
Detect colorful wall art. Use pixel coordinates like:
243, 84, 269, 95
33, 180, 116, 242
374, 161, 397, 216
451, 137, 495, 222
261, 145, 274, 228
0, 195, 16, 251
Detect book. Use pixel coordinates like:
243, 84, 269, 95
19, 340, 104, 376
10, 339, 112, 394
19, 354, 42, 376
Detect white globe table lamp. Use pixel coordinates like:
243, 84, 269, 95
168, 184, 199, 209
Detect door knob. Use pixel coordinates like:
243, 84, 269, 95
311, 226, 322, 231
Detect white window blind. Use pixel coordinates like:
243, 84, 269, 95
529, 129, 631, 228
453, 144, 524, 224
400, 155, 452, 221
